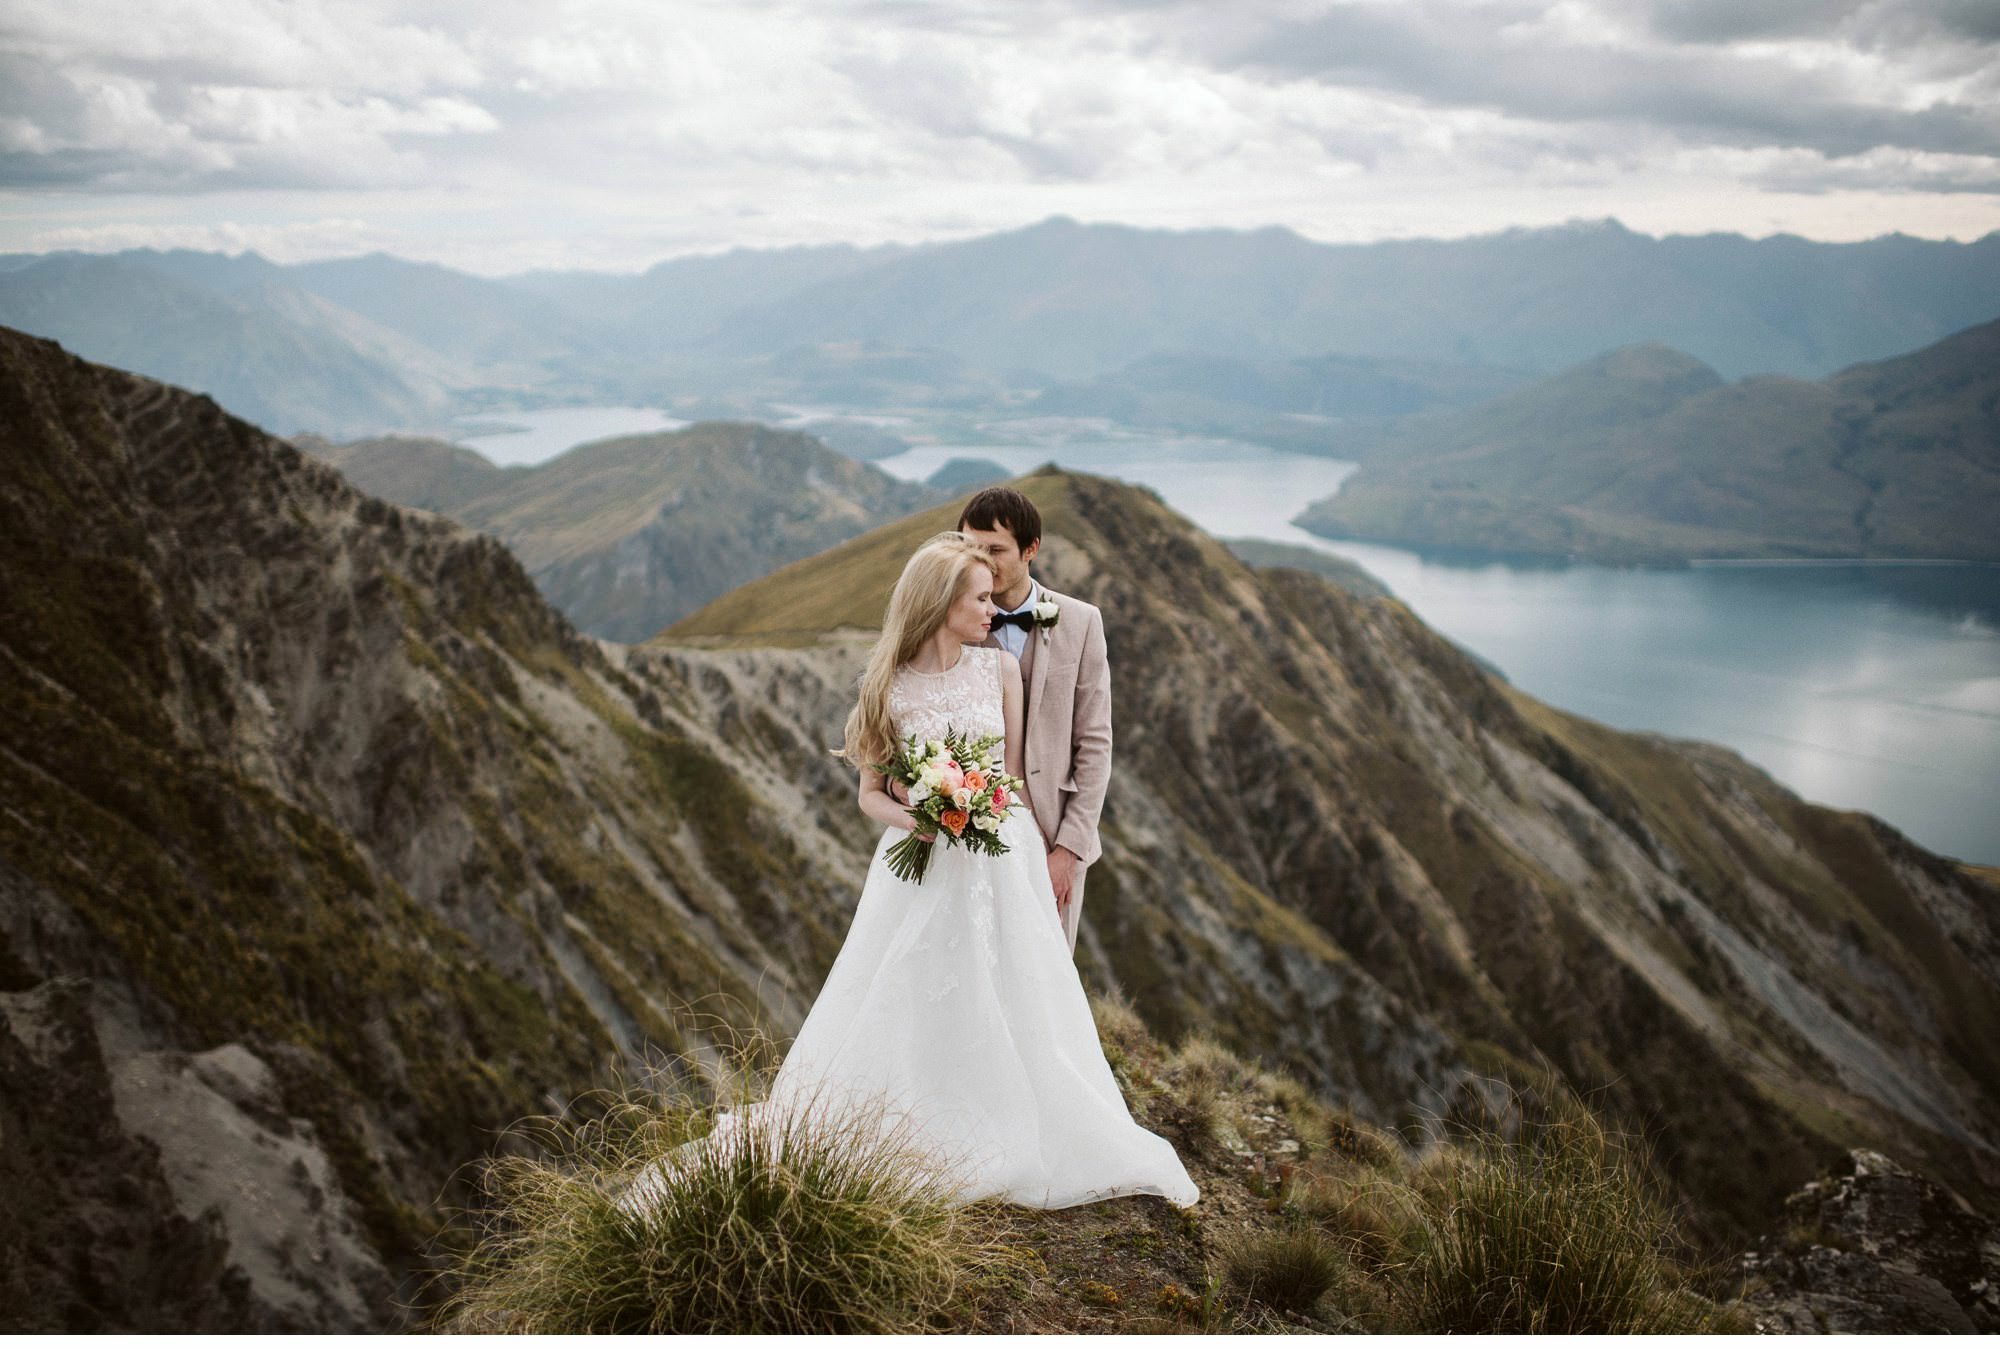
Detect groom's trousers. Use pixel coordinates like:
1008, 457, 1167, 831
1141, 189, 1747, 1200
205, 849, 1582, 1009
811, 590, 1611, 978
1060, 864, 1088, 954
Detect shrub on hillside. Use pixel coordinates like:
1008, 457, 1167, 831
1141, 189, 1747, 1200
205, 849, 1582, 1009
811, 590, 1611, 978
1389, 1099, 1729, 1333
432, 1080, 1009, 1333
1220, 1222, 1348, 1314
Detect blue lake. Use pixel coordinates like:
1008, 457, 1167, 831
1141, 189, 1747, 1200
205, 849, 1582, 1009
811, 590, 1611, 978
456, 406, 688, 466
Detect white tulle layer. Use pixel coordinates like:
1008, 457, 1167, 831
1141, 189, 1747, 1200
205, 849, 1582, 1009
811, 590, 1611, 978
623, 810, 1198, 1214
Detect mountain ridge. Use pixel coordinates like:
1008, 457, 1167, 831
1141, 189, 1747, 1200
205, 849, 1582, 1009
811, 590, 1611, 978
7, 218, 2000, 447
1297, 318, 2000, 563
307, 422, 945, 642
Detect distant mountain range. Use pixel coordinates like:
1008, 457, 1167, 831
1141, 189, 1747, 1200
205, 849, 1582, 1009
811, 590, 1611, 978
305, 424, 944, 642
1027, 348, 1535, 453
5, 327, 1996, 1328
0, 252, 458, 436
660, 217, 2000, 383
1297, 318, 2000, 564
4, 217, 1998, 439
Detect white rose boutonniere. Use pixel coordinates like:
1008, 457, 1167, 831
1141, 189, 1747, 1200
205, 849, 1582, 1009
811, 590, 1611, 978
1032, 599, 1060, 629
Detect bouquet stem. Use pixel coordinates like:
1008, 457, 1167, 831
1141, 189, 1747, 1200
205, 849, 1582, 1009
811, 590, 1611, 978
884, 831, 934, 883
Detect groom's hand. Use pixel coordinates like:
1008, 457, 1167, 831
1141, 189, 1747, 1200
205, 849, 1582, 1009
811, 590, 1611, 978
1048, 845, 1078, 910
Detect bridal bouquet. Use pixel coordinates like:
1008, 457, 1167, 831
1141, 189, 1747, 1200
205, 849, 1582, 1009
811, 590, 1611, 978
872, 729, 1027, 883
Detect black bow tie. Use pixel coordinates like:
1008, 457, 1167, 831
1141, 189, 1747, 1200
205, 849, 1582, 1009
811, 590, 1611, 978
992, 610, 1036, 629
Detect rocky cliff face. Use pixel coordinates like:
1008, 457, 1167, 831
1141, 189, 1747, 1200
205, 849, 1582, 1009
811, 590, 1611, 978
3, 327, 1995, 1329
0, 330, 904, 1327
1740, 1149, 2000, 1332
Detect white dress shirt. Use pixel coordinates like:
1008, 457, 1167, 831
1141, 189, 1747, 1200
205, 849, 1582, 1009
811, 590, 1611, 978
992, 577, 1041, 661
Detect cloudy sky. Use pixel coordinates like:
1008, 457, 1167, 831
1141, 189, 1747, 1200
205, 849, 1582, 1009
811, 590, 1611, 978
2, 0, 1997, 274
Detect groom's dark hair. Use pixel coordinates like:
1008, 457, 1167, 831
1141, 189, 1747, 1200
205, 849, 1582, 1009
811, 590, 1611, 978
957, 487, 1042, 552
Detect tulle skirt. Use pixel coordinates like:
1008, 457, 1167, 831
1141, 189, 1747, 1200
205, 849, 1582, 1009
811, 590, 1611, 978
623, 810, 1199, 1213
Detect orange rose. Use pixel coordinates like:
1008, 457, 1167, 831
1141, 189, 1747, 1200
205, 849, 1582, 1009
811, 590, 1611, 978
963, 769, 987, 794
940, 808, 970, 837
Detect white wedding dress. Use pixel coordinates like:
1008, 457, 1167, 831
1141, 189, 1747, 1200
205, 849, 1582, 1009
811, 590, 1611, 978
622, 643, 1198, 1212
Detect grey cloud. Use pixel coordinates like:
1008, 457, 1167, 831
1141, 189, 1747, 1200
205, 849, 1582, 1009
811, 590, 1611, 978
1636, 0, 2000, 49
1932, 0, 2000, 41
1752, 162, 2000, 194
1222, 3, 2000, 160
0, 43, 494, 192
1633, 0, 1878, 44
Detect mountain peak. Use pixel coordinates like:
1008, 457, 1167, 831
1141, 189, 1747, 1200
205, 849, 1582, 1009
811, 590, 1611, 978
665, 465, 1236, 647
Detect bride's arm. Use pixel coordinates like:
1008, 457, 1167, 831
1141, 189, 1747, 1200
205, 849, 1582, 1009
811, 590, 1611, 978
1000, 651, 1026, 784
859, 764, 932, 836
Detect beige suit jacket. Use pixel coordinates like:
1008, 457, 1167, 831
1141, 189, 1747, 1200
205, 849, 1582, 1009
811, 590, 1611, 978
978, 584, 1112, 868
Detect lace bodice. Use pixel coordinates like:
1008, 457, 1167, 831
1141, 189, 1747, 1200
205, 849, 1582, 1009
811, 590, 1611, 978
888, 644, 1005, 750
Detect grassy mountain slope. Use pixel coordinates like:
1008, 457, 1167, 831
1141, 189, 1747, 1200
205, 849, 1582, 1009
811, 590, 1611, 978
301, 433, 523, 515
311, 423, 944, 642
1298, 321, 2000, 563
672, 466, 2000, 1243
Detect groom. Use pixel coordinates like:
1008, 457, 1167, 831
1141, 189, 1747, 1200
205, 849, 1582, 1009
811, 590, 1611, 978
959, 486, 1111, 955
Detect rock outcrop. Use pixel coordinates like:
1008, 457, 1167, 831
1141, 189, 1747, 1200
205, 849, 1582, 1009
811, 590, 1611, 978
1741, 1149, 2000, 1333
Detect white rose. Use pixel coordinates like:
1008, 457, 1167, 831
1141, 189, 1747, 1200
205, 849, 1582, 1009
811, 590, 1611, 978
1033, 600, 1059, 624
975, 813, 999, 832
909, 783, 931, 804
953, 787, 973, 809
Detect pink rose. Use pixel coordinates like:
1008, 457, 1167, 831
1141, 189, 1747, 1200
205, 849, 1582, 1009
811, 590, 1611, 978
940, 764, 966, 793
992, 785, 1009, 809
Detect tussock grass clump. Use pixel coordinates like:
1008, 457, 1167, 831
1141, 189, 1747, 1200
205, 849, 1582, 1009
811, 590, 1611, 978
1170, 1033, 1261, 1092
1219, 1222, 1348, 1314
1089, 988, 1151, 1072
1390, 1097, 1727, 1334
1164, 1032, 1263, 1147
1288, 1166, 1419, 1271
1255, 1069, 1405, 1169
433, 1079, 1010, 1334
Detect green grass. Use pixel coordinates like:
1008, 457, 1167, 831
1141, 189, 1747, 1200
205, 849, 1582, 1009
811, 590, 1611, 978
1219, 1223, 1348, 1313
431, 1067, 1013, 1333
1386, 1099, 1738, 1333
664, 466, 1090, 642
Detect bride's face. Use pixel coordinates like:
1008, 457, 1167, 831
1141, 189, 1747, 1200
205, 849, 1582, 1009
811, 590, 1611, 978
944, 561, 998, 644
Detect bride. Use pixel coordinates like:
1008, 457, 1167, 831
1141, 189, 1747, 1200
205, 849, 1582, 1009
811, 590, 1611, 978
626, 531, 1198, 1212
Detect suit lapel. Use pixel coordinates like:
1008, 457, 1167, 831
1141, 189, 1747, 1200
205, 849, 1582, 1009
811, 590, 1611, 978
1025, 584, 1061, 729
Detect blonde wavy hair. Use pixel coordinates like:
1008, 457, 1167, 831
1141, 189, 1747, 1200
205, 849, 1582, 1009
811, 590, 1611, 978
833, 531, 997, 771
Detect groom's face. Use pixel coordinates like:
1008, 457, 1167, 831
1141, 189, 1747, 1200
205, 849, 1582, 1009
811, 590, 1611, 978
961, 524, 1037, 596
